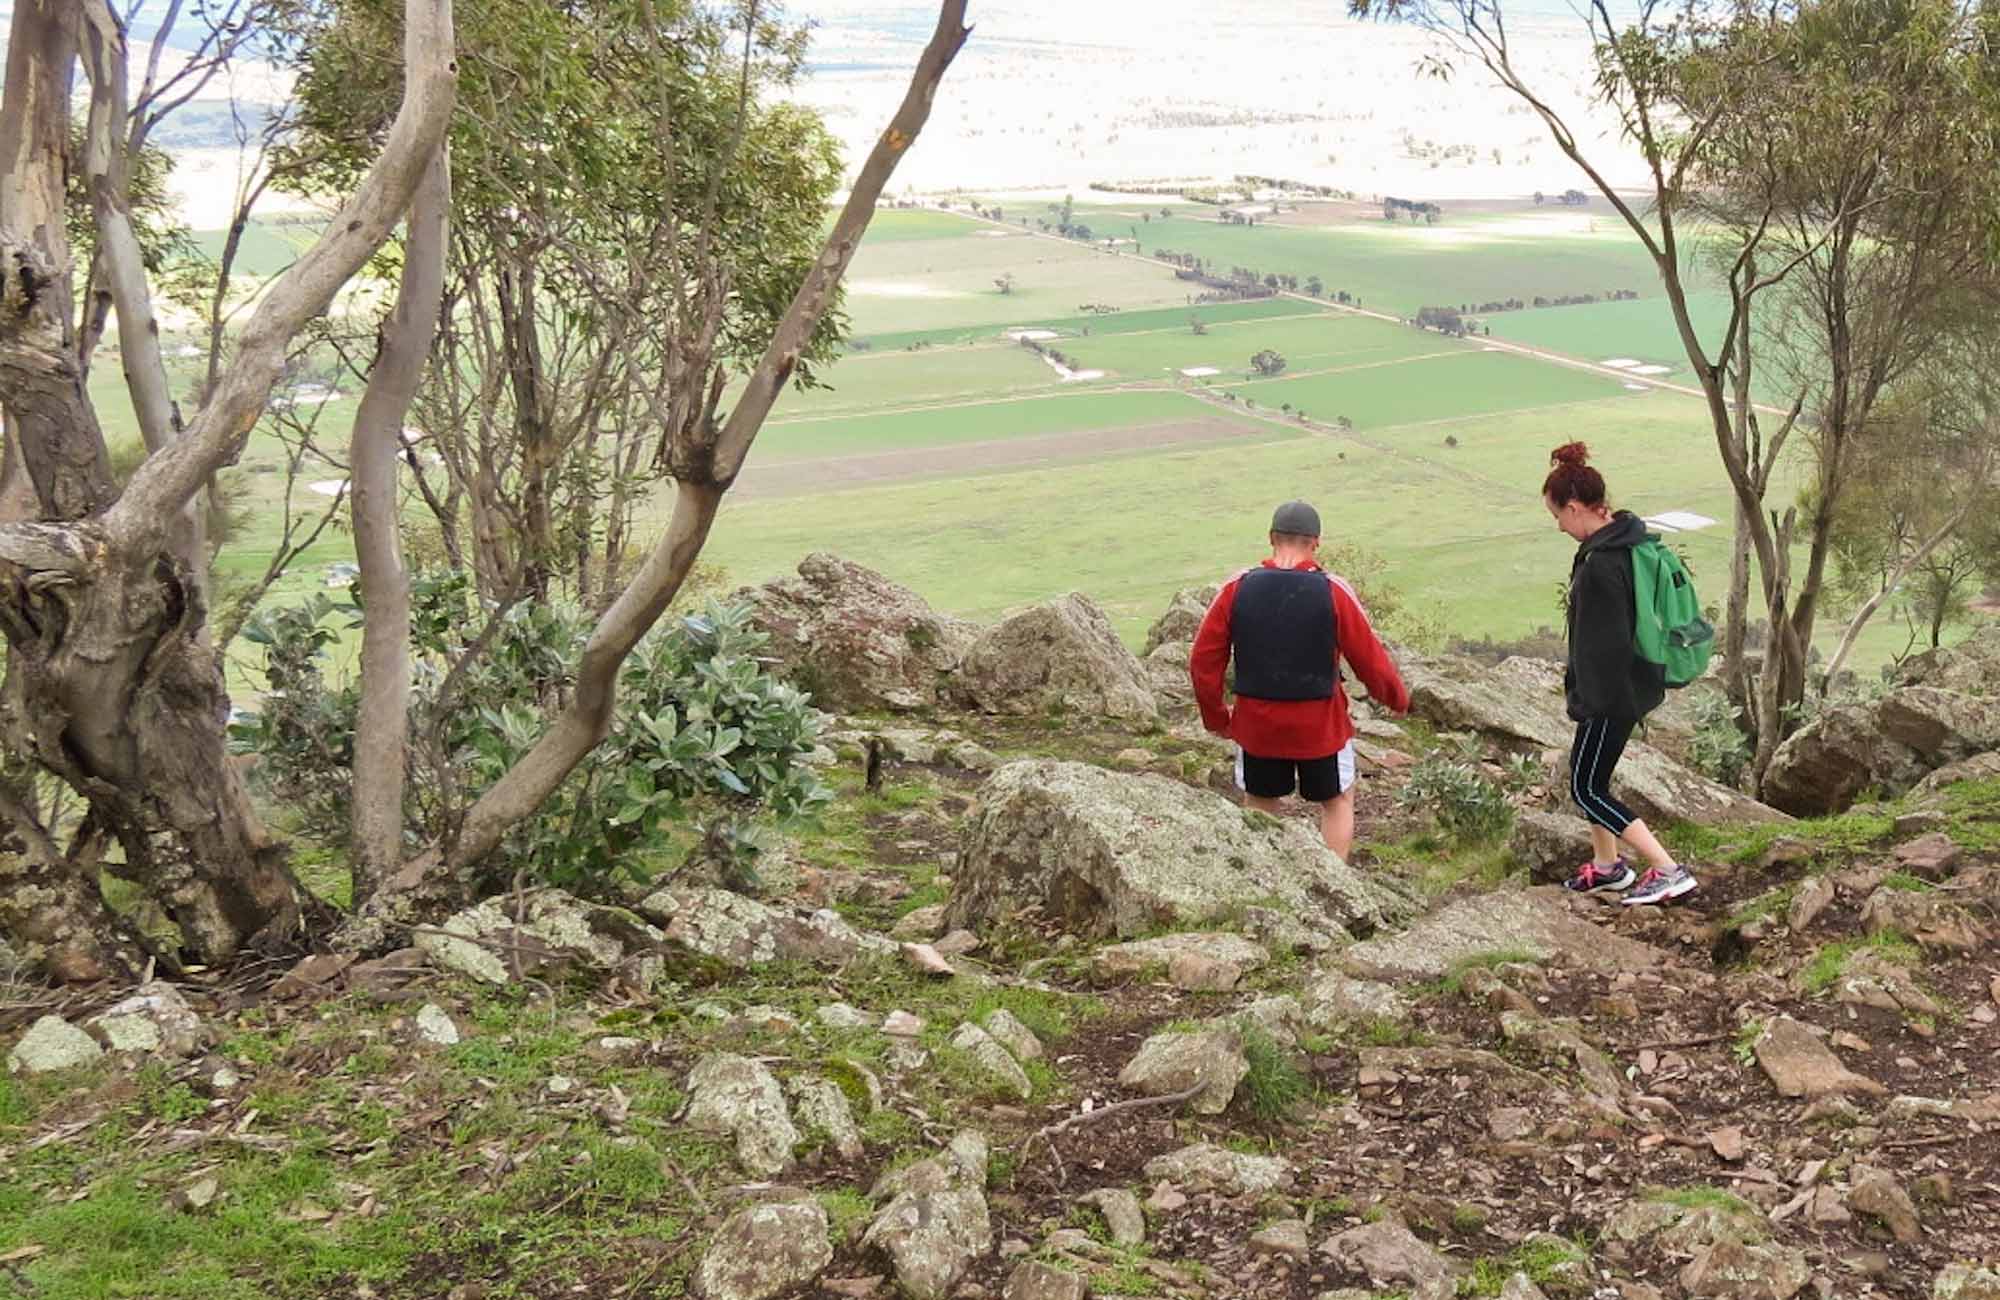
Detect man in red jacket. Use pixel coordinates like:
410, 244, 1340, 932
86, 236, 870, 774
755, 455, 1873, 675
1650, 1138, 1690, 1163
1189, 501, 1411, 858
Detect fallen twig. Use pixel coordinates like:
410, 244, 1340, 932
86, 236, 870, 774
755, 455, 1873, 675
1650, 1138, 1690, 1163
1033, 1082, 1207, 1141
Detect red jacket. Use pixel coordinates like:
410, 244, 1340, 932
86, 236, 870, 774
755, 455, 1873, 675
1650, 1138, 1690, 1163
1189, 559, 1410, 759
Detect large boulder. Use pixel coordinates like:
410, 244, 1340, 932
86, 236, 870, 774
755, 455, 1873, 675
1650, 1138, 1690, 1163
736, 553, 976, 712
1766, 684, 2000, 816
1402, 652, 1783, 825
947, 760, 1408, 944
1896, 624, 2000, 695
1144, 584, 1220, 656
955, 593, 1157, 722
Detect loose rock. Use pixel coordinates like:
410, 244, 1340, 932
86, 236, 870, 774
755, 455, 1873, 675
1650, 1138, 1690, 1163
638, 886, 895, 970
1678, 1241, 1811, 1299
7, 1015, 105, 1075
949, 1022, 1033, 1100
1341, 888, 1667, 981
981, 1009, 1044, 1062
85, 982, 205, 1057
1001, 1261, 1087, 1300
1847, 1166, 1921, 1243
685, 1053, 799, 1177
1250, 1219, 1311, 1261
1141, 1143, 1294, 1196
789, 1076, 866, 1161
1117, 1026, 1247, 1114
1077, 1188, 1145, 1246
1753, 1016, 1886, 1099
696, 1199, 834, 1300
1090, 932, 1269, 984
414, 1004, 461, 1048
1320, 1216, 1454, 1288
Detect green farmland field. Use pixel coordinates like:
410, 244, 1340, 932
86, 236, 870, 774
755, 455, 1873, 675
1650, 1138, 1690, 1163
1481, 292, 1733, 372
851, 295, 1314, 352
1223, 347, 1630, 430
1064, 311, 1444, 381
753, 387, 1265, 462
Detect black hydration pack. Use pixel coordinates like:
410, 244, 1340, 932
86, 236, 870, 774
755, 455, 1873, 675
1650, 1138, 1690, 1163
1231, 568, 1337, 701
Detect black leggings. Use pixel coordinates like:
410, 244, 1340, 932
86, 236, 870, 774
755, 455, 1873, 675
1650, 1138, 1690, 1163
1570, 717, 1639, 835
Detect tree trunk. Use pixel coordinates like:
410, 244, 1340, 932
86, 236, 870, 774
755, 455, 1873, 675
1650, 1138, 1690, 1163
345, 0, 974, 947
1722, 496, 1754, 711
350, 146, 450, 895
0, 0, 458, 978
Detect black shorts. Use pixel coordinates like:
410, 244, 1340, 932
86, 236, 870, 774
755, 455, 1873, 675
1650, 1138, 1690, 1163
1237, 743, 1356, 802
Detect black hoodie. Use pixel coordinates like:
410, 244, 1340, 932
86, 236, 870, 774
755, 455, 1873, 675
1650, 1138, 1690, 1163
1564, 510, 1667, 722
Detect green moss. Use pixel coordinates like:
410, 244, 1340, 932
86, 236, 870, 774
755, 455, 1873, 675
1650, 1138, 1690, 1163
1799, 930, 1922, 995
1237, 1023, 1311, 1123
1649, 1184, 1757, 1215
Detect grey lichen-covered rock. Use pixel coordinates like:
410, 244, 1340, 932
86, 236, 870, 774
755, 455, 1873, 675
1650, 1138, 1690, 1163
950, 760, 1407, 943
1118, 1026, 1247, 1114
1002, 1260, 1088, 1300
788, 1076, 866, 1160
1499, 1011, 1626, 1101
1876, 686, 2000, 764
1090, 932, 1270, 984
1234, 995, 1306, 1048
1499, 1275, 1552, 1300
1141, 1142, 1294, 1195
685, 1053, 799, 1177
1753, 1016, 1885, 1099
413, 1003, 461, 1048
86, 982, 205, 1057
7, 1015, 103, 1075
981, 1009, 1045, 1062
1913, 752, 2000, 797
1509, 810, 1597, 884
956, 592, 1158, 722
864, 1130, 993, 1300
1341, 887, 1667, 981
1934, 1265, 2000, 1300
1606, 1193, 1767, 1250
1144, 584, 1220, 657
637, 886, 895, 970
1898, 624, 2000, 694
1678, 1241, 1811, 1299
1077, 1188, 1146, 1246
1762, 683, 1999, 817
417, 888, 666, 987
1320, 1216, 1455, 1288
735, 553, 977, 712
695, 1198, 833, 1300
1301, 969, 1409, 1029
949, 1022, 1034, 1101
1823, 950, 1943, 1017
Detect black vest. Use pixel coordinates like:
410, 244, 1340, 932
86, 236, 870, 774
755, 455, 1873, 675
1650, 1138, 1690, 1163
1231, 568, 1337, 700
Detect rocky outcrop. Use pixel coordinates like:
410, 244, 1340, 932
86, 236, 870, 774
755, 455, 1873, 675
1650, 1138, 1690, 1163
1401, 651, 1783, 825
636, 886, 895, 970
736, 553, 977, 712
1144, 584, 1220, 656
1896, 624, 2000, 695
955, 593, 1157, 722
417, 889, 665, 989
696, 1199, 833, 1300
948, 761, 1409, 944
1341, 887, 1667, 981
1766, 684, 2000, 816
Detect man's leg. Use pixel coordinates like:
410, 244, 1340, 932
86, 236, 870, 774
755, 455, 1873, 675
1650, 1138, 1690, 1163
1319, 788, 1356, 857
1245, 793, 1285, 816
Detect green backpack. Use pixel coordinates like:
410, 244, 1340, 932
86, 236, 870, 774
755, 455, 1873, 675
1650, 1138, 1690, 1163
1631, 535, 1715, 688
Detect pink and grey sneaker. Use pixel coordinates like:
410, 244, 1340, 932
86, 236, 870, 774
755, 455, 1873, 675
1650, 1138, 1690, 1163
1623, 864, 1699, 906
1563, 858, 1635, 896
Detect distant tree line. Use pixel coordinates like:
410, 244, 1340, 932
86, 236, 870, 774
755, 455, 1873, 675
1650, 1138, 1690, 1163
1383, 196, 1443, 223
1533, 189, 1590, 206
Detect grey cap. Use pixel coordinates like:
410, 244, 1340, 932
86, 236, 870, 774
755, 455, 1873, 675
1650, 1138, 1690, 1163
1270, 500, 1321, 537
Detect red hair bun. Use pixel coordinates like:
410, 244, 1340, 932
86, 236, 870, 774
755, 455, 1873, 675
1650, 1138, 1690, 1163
1550, 441, 1591, 467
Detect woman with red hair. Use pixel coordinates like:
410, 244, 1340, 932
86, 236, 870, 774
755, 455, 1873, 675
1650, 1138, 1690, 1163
1543, 442, 1698, 906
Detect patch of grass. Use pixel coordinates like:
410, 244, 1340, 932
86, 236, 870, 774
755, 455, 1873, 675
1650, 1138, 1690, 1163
1437, 947, 1543, 995
1732, 1019, 1765, 1067
1649, 1184, 1758, 1215
1726, 882, 1799, 930
1459, 1234, 1592, 1297
1933, 777, 2000, 850
1345, 1016, 1431, 1048
1237, 1023, 1311, 1123
818, 1188, 874, 1244
1450, 1203, 1491, 1235
1799, 930, 1922, 995
1879, 871, 1934, 893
